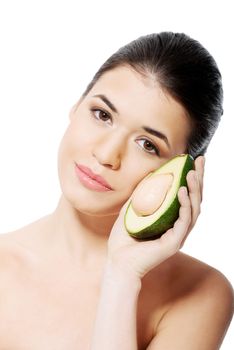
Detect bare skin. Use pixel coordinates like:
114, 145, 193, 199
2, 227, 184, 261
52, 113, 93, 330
0, 66, 233, 349
0, 218, 233, 349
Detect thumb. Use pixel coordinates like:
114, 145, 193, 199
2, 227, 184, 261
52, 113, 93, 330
111, 196, 132, 234
118, 195, 133, 219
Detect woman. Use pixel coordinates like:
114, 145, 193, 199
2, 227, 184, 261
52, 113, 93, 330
0, 32, 233, 349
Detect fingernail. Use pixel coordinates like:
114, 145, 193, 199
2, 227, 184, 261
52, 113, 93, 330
194, 171, 199, 183
181, 186, 188, 195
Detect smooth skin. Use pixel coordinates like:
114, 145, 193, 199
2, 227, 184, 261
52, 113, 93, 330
0, 66, 233, 349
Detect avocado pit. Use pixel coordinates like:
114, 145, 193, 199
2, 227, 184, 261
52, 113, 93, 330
131, 173, 174, 216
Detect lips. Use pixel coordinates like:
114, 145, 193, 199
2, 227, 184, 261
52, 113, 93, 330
76, 164, 113, 190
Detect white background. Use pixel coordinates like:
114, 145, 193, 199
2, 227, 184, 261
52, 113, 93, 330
0, 0, 233, 348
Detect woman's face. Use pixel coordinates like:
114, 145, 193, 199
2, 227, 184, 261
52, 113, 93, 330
57, 65, 191, 216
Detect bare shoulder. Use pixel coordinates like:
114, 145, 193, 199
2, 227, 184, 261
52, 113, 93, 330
0, 214, 52, 257
0, 232, 28, 293
164, 252, 234, 320
167, 251, 234, 295
146, 252, 234, 349
0, 215, 50, 275
170, 252, 234, 314
0, 228, 34, 273
176, 252, 233, 301
0, 229, 26, 264
147, 251, 234, 303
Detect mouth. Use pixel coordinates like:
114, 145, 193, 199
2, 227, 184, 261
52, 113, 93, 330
75, 163, 114, 191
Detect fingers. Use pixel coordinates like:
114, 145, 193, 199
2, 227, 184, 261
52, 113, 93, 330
186, 170, 201, 230
194, 155, 205, 199
185, 155, 205, 230
157, 186, 191, 256
172, 186, 192, 249
177, 186, 193, 247
159, 156, 205, 252
135, 188, 191, 271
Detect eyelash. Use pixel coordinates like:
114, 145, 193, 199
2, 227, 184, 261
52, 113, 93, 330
90, 108, 160, 157
137, 139, 160, 156
91, 108, 112, 122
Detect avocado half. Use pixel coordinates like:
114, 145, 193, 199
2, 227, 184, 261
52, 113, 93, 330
124, 154, 194, 240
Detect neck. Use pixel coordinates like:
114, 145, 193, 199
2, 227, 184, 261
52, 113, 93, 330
47, 195, 118, 266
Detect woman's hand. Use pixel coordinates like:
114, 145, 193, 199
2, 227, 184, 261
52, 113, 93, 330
107, 155, 205, 280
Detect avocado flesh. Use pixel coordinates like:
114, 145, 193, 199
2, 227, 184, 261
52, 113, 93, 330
124, 154, 194, 240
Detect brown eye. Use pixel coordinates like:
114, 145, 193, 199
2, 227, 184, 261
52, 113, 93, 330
91, 108, 112, 122
137, 139, 160, 156
144, 140, 155, 151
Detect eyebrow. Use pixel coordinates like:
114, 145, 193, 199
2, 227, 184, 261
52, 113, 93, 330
92, 93, 171, 149
142, 126, 171, 149
92, 94, 119, 114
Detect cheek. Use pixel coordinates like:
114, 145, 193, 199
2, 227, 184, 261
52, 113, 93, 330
119, 156, 171, 207
58, 119, 92, 160
121, 158, 158, 192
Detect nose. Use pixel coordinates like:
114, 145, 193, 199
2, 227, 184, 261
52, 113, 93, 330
92, 130, 126, 170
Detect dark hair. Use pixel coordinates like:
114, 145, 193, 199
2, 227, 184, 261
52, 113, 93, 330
81, 32, 223, 158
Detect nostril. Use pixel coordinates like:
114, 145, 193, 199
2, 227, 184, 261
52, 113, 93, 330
92, 147, 121, 170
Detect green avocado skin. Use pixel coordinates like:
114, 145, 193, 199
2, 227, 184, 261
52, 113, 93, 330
125, 155, 194, 240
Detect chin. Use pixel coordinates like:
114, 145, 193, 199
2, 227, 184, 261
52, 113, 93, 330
75, 200, 122, 217
60, 188, 121, 217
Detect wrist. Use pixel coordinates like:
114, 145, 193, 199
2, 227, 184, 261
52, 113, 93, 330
103, 259, 142, 292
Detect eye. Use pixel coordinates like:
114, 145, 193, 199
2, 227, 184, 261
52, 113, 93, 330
137, 139, 160, 156
90, 108, 112, 123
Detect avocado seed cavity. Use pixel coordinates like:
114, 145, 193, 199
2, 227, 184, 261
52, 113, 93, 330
131, 173, 174, 216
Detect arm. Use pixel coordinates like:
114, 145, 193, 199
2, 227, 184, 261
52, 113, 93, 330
90, 261, 141, 350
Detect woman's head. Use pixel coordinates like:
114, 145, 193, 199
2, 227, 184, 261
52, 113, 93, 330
81, 31, 223, 158
58, 32, 222, 216
58, 65, 191, 216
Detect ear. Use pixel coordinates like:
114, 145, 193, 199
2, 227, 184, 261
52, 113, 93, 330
69, 96, 84, 121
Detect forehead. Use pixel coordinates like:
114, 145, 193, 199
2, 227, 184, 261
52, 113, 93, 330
88, 65, 158, 104
87, 66, 185, 117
